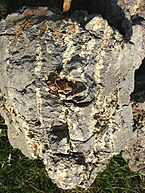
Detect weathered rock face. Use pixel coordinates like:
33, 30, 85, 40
0, 1, 145, 190
118, 0, 145, 18
122, 59, 145, 175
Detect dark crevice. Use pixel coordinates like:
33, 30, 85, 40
50, 123, 69, 142
71, 132, 95, 143
131, 58, 145, 103
0, 33, 15, 36
64, 97, 95, 108
131, 14, 145, 25
71, 152, 86, 166
53, 152, 86, 166
35, 120, 41, 126
16, 80, 36, 95
53, 152, 69, 158
55, 64, 63, 74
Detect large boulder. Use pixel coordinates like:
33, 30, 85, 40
0, 1, 144, 189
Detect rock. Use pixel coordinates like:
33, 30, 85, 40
122, 59, 145, 175
0, 2, 144, 190
117, 0, 145, 19
122, 104, 145, 175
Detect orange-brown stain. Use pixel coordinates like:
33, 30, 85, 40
39, 21, 48, 37
47, 74, 74, 96
23, 8, 47, 17
67, 23, 76, 35
12, 18, 33, 45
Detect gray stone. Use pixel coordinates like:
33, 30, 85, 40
122, 59, 145, 175
117, 0, 145, 19
0, 3, 144, 189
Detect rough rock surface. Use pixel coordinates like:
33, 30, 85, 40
118, 0, 145, 18
122, 59, 145, 175
0, 1, 145, 190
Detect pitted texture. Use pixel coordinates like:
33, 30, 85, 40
122, 103, 145, 175
0, 5, 145, 189
117, 0, 145, 18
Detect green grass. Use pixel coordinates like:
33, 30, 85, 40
0, 117, 145, 193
